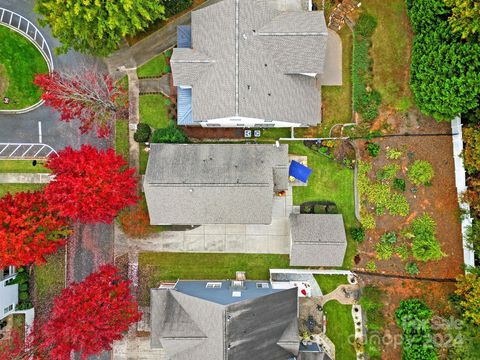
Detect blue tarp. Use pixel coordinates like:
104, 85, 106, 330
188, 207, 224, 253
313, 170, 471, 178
177, 25, 192, 48
289, 160, 313, 183
177, 87, 194, 125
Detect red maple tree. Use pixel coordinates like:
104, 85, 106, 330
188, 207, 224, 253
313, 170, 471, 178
0, 191, 71, 268
34, 69, 127, 138
45, 145, 138, 223
39, 265, 141, 359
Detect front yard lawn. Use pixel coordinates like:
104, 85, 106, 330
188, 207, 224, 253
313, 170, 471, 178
34, 249, 65, 321
0, 160, 50, 173
139, 94, 171, 129
286, 142, 358, 268
138, 252, 289, 305
0, 184, 44, 197
0, 26, 48, 110
115, 120, 129, 161
137, 51, 171, 78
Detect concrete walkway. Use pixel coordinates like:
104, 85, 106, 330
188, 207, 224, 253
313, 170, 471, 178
115, 192, 293, 255
0, 173, 52, 183
126, 69, 140, 173
139, 74, 171, 96
105, 0, 222, 75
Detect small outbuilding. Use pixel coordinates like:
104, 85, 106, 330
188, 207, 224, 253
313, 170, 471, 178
289, 214, 347, 267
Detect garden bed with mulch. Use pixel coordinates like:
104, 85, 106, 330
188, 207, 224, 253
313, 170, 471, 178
354, 129, 463, 280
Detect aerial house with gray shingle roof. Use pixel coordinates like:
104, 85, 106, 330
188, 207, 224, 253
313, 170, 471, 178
143, 143, 289, 225
150, 279, 300, 360
172, 0, 342, 127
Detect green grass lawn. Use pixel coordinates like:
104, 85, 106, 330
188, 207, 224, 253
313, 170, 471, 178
314, 274, 356, 360
360, 285, 385, 359
34, 250, 65, 315
296, 26, 353, 138
0, 184, 44, 197
139, 94, 171, 129
115, 120, 129, 160
139, 144, 149, 174
137, 52, 171, 78
314, 274, 349, 294
286, 142, 358, 268
0, 160, 50, 173
360, 0, 413, 111
138, 252, 289, 305
324, 301, 356, 360
0, 26, 48, 110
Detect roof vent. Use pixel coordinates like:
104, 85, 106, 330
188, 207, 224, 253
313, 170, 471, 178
242, 33, 247, 40
232, 291, 242, 297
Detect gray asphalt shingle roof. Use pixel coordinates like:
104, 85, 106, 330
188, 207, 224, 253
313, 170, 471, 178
289, 214, 347, 266
144, 144, 289, 225
171, 0, 328, 125
150, 283, 299, 360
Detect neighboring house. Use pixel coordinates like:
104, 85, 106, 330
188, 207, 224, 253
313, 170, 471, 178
0, 266, 18, 321
150, 278, 300, 359
143, 143, 289, 225
173, 0, 342, 128
289, 214, 347, 267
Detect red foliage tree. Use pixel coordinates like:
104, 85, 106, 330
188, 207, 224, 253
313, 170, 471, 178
45, 145, 138, 223
0, 191, 71, 268
39, 265, 141, 359
34, 69, 127, 138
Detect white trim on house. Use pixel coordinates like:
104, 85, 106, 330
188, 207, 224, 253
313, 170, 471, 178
199, 116, 302, 128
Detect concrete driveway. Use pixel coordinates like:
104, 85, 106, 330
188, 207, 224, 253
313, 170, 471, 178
115, 190, 294, 255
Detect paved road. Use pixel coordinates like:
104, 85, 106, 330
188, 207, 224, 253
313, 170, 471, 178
0, 0, 108, 151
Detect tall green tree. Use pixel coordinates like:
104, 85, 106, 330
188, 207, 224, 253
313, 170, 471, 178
445, 0, 480, 40
35, 0, 165, 56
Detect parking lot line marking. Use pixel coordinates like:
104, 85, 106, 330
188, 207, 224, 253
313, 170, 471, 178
38, 121, 42, 143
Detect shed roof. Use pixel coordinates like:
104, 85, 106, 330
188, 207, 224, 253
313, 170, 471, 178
171, 0, 329, 125
144, 144, 289, 225
289, 214, 347, 266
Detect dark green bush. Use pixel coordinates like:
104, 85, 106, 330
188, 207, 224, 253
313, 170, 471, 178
355, 13, 378, 38
393, 178, 406, 192
19, 283, 28, 292
381, 231, 397, 244
303, 205, 313, 214
16, 301, 33, 310
162, 0, 193, 17
151, 123, 189, 143
133, 123, 151, 143
19, 291, 29, 301
327, 204, 338, 214
314, 205, 327, 214
405, 262, 420, 275
395, 299, 437, 360
351, 227, 366, 243
366, 143, 381, 157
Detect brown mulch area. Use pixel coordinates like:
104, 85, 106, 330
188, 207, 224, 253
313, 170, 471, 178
182, 126, 245, 140
354, 128, 464, 279
360, 275, 457, 360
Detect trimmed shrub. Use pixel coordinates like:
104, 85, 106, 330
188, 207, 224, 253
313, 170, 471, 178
393, 178, 406, 192
381, 232, 397, 244
387, 148, 403, 160
355, 13, 378, 38
351, 227, 366, 243
327, 204, 338, 214
405, 262, 420, 275
366, 260, 377, 271
19, 283, 28, 292
396, 243, 410, 261
133, 123, 151, 143
314, 204, 327, 214
366, 143, 381, 157
302, 205, 313, 214
408, 160, 434, 186
375, 241, 395, 260
408, 213, 445, 261
361, 210, 376, 230
19, 291, 29, 301
376, 164, 400, 181
151, 123, 189, 143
